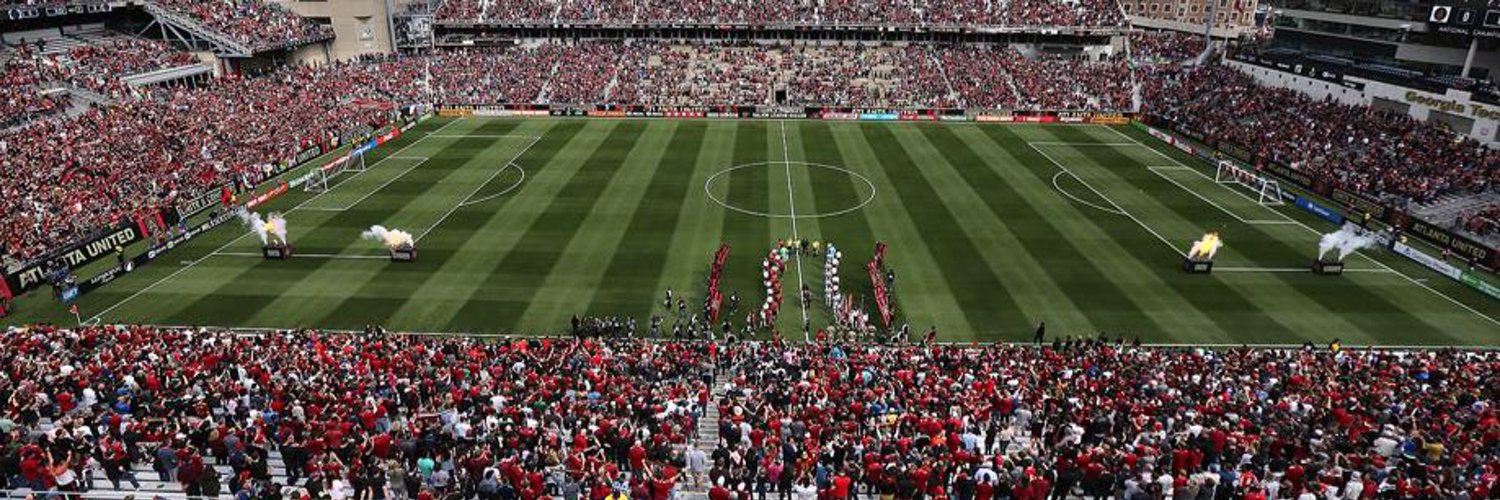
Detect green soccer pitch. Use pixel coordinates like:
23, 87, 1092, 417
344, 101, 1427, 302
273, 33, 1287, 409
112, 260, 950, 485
7, 116, 1498, 345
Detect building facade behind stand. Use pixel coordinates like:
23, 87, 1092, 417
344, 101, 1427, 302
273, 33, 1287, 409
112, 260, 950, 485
1266, 0, 1499, 79
269, 0, 399, 60
1124, 0, 1263, 38
1233, 0, 1500, 144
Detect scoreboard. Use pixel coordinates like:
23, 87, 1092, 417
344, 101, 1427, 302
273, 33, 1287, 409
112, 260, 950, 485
1428, 0, 1500, 37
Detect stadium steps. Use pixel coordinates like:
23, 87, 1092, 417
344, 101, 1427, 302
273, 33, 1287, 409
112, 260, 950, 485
1413, 192, 1497, 222
600, 54, 625, 102
671, 383, 723, 496
695, 393, 720, 453
120, 63, 214, 88
23, 417, 293, 499
536, 58, 564, 103
62, 83, 114, 109
138, 1, 253, 57
925, 46, 960, 103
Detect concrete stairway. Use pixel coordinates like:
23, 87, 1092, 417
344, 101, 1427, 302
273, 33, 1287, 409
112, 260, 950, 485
139, 1, 253, 57
673, 382, 723, 500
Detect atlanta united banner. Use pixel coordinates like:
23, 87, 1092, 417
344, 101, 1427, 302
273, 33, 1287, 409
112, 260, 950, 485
5, 223, 143, 293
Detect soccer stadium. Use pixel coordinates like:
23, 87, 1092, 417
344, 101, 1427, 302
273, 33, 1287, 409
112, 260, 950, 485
1, 0, 1498, 498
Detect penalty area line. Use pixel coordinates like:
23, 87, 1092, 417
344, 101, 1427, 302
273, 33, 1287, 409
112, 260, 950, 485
426, 134, 539, 138
457, 162, 527, 208
1109, 128, 1299, 225
415, 135, 542, 242
1146, 166, 1293, 226
213, 252, 390, 260
302, 156, 431, 212
1028, 142, 1187, 258
1029, 141, 1140, 147
1050, 171, 1125, 216
1213, 267, 1395, 274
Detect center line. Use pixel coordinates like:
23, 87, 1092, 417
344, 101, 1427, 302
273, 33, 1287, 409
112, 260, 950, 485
780, 121, 809, 340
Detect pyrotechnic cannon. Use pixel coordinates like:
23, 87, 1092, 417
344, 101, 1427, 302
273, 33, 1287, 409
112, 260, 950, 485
362, 225, 416, 262
1312, 224, 1377, 275
1182, 231, 1221, 274
239, 210, 291, 259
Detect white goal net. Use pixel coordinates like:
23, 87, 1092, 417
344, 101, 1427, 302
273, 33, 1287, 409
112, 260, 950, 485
303, 150, 368, 193
1214, 160, 1285, 206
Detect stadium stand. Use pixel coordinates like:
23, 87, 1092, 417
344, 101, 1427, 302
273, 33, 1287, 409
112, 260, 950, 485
1233, 46, 1500, 107
427, 0, 1127, 27
146, 0, 334, 52
1141, 64, 1499, 207
4, 30, 199, 99
0, 325, 1494, 500
1464, 205, 1498, 238
0, 0, 73, 6
6, 38, 1499, 270
0, 45, 68, 128
0, 59, 415, 266
1128, 30, 1206, 63
0, 326, 715, 500
1413, 192, 1500, 249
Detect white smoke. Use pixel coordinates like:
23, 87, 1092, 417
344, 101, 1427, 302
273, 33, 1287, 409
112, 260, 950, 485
238, 210, 287, 245
362, 225, 413, 249
1318, 224, 1379, 261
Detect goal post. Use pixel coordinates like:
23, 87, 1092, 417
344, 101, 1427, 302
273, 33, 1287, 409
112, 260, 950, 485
1214, 160, 1285, 206
346, 151, 368, 173
302, 150, 366, 193
303, 166, 329, 193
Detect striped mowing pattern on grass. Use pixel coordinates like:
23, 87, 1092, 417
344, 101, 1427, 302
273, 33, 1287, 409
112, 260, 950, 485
11, 117, 1497, 345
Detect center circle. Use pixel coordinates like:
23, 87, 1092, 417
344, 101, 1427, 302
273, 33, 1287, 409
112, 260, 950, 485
704, 161, 876, 219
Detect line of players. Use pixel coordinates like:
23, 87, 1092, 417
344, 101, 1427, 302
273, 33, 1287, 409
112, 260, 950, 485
571, 238, 914, 343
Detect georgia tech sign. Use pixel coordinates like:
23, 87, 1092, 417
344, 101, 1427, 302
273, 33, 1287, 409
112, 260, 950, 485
1404, 91, 1500, 120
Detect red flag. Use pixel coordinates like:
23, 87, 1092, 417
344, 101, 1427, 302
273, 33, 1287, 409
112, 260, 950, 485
69, 304, 79, 316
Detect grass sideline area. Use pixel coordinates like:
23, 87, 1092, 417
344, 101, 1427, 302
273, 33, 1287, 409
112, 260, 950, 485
5, 117, 1497, 345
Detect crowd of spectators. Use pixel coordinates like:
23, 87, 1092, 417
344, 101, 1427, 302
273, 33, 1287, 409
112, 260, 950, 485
783, 45, 950, 109
610, 44, 1124, 109
0, 59, 419, 265
1455, 205, 1498, 239
611, 44, 783, 107
1129, 30, 1207, 63
6, 39, 1495, 273
428, 46, 566, 105
434, 0, 484, 21
708, 337, 1497, 500
1, 44, 68, 128
148, 0, 333, 52
428, 0, 1126, 27
936, 46, 1131, 110
545, 43, 638, 105
1142, 64, 1499, 205
60, 36, 200, 97
3, 35, 200, 100
0, 325, 714, 500
938, 46, 1022, 110
1003, 52, 1132, 111
0, 325, 1494, 500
